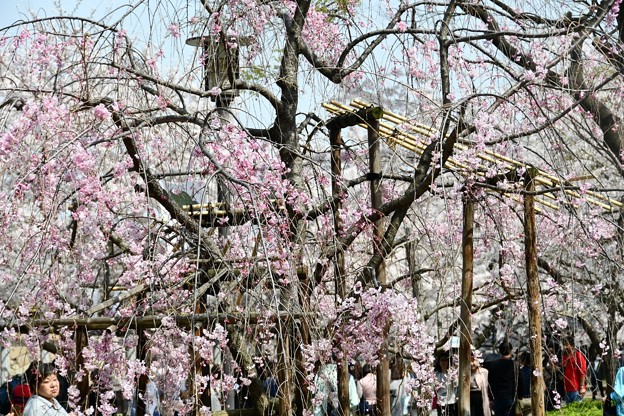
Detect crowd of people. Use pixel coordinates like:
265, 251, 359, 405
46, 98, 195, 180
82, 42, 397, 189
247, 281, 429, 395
432, 336, 606, 416
0, 336, 620, 416
312, 357, 413, 416
310, 336, 618, 416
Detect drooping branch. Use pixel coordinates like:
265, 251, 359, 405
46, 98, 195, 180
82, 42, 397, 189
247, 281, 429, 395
295, 3, 413, 83
110, 109, 225, 266
460, 1, 624, 168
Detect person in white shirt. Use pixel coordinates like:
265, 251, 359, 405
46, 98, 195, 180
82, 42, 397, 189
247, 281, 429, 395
145, 379, 161, 416
22, 363, 69, 416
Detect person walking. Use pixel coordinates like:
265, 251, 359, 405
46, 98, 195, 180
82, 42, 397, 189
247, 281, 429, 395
588, 345, 604, 400
313, 362, 338, 416
611, 366, 624, 416
389, 357, 409, 416
561, 337, 587, 404
434, 352, 457, 416
357, 364, 377, 415
470, 355, 491, 416
485, 341, 518, 416
517, 351, 532, 416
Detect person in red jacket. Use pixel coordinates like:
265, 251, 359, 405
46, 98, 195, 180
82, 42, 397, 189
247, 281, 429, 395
561, 337, 587, 404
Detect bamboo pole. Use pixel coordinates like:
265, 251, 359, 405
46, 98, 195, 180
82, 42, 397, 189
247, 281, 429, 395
323, 101, 623, 212
6, 312, 310, 332
348, 98, 618, 209
458, 194, 474, 416
524, 170, 545, 416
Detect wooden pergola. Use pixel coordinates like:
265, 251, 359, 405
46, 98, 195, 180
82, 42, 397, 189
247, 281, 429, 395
324, 99, 622, 212
322, 100, 623, 416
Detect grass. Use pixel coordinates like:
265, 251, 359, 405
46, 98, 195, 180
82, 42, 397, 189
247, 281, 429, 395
546, 400, 604, 416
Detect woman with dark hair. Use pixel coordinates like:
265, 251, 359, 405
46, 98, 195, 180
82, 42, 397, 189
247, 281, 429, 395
517, 351, 532, 416
23, 363, 69, 416
357, 364, 377, 415
469, 355, 491, 416
434, 352, 457, 416
389, 357, 409, 416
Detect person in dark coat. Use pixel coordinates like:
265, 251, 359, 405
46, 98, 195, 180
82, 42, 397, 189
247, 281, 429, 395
517, 351, 532, 416
485, 342, 517, 416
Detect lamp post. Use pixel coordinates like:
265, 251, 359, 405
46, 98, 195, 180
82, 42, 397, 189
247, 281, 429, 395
185, 35, 243, 107
186, 35, 249, 240
185, 35, 245, 411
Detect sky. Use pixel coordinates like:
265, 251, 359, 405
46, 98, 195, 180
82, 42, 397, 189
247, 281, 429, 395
0, 0, 339, 132
1, 0, 114, 28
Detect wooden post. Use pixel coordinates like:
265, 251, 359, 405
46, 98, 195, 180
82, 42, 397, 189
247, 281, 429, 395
277, 333, 292, 416
75, 325, 90, 411
293, 318, 312, 416
458, 194, 474, 416
216, 105, 232, 241
368, 121, 385, 286
136, 328, 148, 416
368, 119, 390, 416
406, 241, 420, 299
331, 126, 351, 415
524, 170, 545, 416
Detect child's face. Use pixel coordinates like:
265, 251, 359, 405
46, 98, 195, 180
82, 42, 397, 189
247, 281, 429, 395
37, 373, 60, 401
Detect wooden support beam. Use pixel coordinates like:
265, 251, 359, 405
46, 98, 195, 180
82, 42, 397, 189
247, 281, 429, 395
136, 328, 148, 416
367, 118, 391, 416
330, 126, 351, 416
458, 195, 474, 416
277, 332, 292, 416
75, 325, 90, 410
183, 201, 286, 228
7, 312, 310, 332
524, 170, 545, 416
326, 105, 383, 130
324, 100, 624, 213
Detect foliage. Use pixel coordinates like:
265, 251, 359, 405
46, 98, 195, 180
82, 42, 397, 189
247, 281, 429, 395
547, 400, 604, 416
